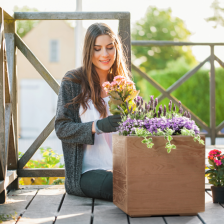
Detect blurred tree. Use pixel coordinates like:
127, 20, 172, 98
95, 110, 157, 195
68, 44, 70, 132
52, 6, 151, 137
131, 6, 196, 72
14, 6, 39, 38
205, 0, 224, 28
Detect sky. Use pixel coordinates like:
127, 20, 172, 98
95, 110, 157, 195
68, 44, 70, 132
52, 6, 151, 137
1, 0, 224, 66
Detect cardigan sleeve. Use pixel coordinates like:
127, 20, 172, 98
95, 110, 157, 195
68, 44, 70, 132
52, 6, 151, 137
54, 77, 95, 145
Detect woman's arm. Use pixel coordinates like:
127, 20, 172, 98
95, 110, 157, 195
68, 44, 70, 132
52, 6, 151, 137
55, 76, 95, 144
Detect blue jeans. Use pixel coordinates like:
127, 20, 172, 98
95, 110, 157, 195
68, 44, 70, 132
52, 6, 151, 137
80, 170, 113, 202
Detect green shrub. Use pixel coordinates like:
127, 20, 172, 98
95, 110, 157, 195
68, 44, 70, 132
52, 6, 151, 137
132, 57, 224, 127
19, 147, 64, 185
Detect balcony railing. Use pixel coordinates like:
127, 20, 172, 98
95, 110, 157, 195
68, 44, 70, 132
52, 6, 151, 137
1, 7, 223, 204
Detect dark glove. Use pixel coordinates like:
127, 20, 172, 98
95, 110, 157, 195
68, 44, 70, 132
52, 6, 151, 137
97, 114, 121, 133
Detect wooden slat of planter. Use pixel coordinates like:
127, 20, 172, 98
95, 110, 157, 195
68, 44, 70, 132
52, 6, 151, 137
0, 189, 37, 223
19, 188, 65, 224
113, 135, 205, 217
129, 217, 165, 224
198, 191, 224, 223
56, 194, 92, 224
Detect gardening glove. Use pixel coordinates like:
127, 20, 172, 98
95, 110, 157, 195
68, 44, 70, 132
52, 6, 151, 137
96, 114, 121, 133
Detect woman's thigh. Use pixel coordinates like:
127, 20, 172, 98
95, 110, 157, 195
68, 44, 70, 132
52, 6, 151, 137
80, 170, 113, 202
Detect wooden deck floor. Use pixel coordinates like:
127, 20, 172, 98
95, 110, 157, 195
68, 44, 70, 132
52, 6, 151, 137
0, 185, 224, 224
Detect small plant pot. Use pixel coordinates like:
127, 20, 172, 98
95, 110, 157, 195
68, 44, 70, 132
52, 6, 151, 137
211, 186, 224, 203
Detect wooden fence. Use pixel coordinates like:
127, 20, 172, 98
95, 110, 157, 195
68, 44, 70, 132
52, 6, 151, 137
0, 8, 131, 203
0, 7, 224, 204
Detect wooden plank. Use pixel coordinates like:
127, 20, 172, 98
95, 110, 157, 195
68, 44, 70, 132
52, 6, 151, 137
3, 9, 14, 20
4, 47, 10, 104
158, 56, 210, 101
14, 11, 130, 20
0, 170, 17, 193
0, 189, 37, 223
19, 185, 65, 190
0, 14, 3, 47
5, 23, 17, 168
93, 199, 128, 224
198, 191, 224, 223
56, 193, 92, 224
118, 17, 131, 72
5, 33, 14, 93
165, 216, 202, 224
130, 217, 165, 224
4, 103, 11, 171
18, 188, 65, 224
131, 40, 224, 46
132, 63, 210, 133
7, 116, 17, 170
18, 116, 55, 168
210, 46, 216, 145
0, 19, 5, 180
17, 168, 65, 177
15, 34, 60, 95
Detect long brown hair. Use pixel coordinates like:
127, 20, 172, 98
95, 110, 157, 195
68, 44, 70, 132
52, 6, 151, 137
64, 23, 132, 118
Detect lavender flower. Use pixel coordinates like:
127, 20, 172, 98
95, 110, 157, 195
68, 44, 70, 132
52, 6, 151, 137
173, 104, 176, 112
150, 95, 154, 110
163, 105, 167, 116
168, 100, 172, 111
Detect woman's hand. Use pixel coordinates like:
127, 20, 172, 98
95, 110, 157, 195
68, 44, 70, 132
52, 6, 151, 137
97, 115, 121, 133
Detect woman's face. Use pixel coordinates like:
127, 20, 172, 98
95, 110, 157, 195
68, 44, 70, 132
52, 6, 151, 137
92, 35, 116, 74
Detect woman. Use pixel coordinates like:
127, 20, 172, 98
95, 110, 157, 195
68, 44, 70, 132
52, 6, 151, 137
55, 23, 132, 201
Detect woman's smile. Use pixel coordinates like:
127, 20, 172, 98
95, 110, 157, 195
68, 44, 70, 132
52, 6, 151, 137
92, 35, 116, 74
100, 59, 111, 64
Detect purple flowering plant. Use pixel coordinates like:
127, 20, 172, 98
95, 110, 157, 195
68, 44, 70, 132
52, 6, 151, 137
117, 95, 204, 153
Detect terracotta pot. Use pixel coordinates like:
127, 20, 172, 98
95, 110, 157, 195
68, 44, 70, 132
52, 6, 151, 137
113, 134, 205, 217
211, 186, 224, 203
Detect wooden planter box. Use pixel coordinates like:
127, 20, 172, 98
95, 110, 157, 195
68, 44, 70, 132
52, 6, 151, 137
113, 135, 205, 217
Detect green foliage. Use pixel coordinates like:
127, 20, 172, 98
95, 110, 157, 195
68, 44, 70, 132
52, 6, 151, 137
19, 147, 64, 185
206, 161, 224, 187
132, 57, 224, 127
181, 127, 205, 145
0, 212, 17, 223
205, 0, 224, 28
13, 6, 39, 38
131, 6, 196, 72
134, 127, 178, 153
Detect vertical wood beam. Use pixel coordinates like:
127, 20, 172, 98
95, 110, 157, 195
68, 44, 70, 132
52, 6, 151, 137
0, 8, 5, 181
210, 45, 216, 145
118, 16, 131, 73
5, 16, 18, 190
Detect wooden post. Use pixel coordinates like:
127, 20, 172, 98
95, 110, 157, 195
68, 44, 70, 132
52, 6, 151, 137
0, 7, 6, 203
210, 45, 216, 145
5, 14, 18, 190
118, 14, 131, 72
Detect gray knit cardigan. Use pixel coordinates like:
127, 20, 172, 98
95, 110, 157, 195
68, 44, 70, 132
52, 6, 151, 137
54, 68, 95, 197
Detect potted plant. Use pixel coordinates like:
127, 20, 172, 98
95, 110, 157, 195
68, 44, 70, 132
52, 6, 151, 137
205, 149, 224, 203
103, 77, 205, 217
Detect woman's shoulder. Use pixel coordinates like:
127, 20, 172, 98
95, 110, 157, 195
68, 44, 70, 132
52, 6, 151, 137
62, 67, 83, 85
